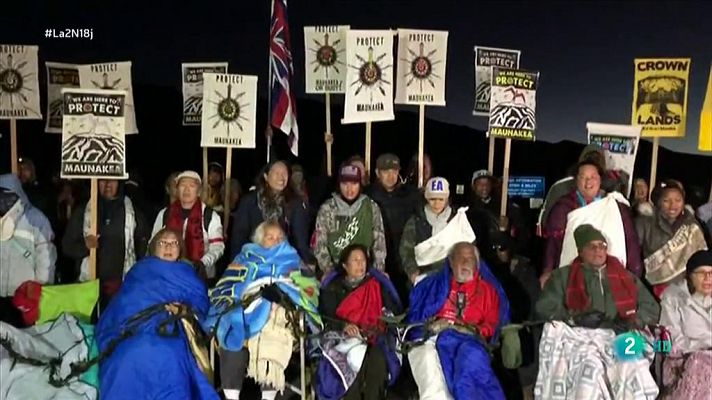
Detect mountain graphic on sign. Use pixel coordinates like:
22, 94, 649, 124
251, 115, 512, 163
62, 134, 124, 163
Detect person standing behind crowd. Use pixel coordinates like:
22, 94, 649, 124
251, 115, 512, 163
64, 179, 148, 310
152, 171, 224, 280
366, 153, 418, 300
230, 161, 314, 267
204, 162, 225, 213
404, 153, 432, 193
399, 177, 454, 283
636, 180, 708, 298
164, 172, 180, 207
17, 157, 52, 218
313, 165, 387, 276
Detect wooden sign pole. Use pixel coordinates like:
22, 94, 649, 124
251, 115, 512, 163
10, 119, 18, 174
500, 138, 512, 220
488, 135, 495, 174
418, 104, 426, 188
365, 122, 372, 178
325, 93, 333, 177
649, 137, 660, 194
89, 178, 99, 280
202, 147, 209, 199
223, 148, 233, 235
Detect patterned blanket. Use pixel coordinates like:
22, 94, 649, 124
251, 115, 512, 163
535, 322, 659, 400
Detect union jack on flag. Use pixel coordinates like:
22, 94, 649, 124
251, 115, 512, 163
269, 0, 299, 156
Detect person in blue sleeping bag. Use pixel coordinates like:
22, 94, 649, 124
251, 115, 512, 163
96, 228, 219, 400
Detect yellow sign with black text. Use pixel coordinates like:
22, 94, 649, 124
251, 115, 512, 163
632, 58, 691, 138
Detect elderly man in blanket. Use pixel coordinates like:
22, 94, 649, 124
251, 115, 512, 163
535, 224, 661, 400
407, 241, 511, 400
202, 221, 321, 400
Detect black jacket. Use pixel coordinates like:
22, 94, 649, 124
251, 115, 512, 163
230, 191, 313, 264
62, 198, 149, 281
366, 184, 419, 265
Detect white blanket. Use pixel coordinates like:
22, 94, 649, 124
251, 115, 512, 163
535, 322, 658, 400
415, 207, 476, 267
0, 314, 98, 400
408, 335, 453, 400
560, 192, 629, 268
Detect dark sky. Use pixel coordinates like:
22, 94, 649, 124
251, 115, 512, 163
4, 0, 712, 155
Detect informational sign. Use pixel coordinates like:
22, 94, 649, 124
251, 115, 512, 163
488, 67, 539, 141
45, 62, 80, 132
508, 176, 545, 198
181, 62, 228, 125
78, 61, 137, 134
394, 29, 448, 106
473, 46, 520, 116
632, 58, 691, 137
342, 29, 395, 124
304, 25, 349, 93
587, 122, 641, 197
200, 72, 257, 149
0, 44, 41, 119
60, 88, 127, 179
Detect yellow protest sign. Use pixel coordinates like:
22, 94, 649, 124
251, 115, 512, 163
699, 65, 712, 152
631, 58, 691, 137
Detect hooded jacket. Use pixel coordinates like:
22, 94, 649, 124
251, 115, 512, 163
0, 174, 57, 297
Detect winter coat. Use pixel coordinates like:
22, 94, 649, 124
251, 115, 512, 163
65, 197, 149, 282
399, 206, 455, 276
659, 281, 712, 354
312, 194, 387, 274
0, 175, 57, 297
366, 183, 419, 270
543, 190, 642, 275
230, 191, 313, 265
152, 203, 223, 278
535, 262, 659, 325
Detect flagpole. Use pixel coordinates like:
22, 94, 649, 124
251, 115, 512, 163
266, 0, 275, 163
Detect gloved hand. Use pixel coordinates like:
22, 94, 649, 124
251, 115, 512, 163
260, 283, 286, 304
570, 310, 606, 329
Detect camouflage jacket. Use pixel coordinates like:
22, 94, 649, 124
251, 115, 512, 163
312, 194, 387, 274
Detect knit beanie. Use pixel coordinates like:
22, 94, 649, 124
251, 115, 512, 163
574, 224, 606, 252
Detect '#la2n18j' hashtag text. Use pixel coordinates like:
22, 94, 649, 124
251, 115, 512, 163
44, 29, 93, 40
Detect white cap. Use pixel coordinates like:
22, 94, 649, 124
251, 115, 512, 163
424, 177, 450, 199
175, 170, 202, 186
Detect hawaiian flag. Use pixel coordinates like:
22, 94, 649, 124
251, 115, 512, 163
269, 0, 299, 156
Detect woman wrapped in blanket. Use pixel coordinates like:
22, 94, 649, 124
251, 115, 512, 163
658, 250, 712, 400
636, 180, 708, 298
96, 228, 219, 400
317, 244, 403, 400
204, 221, 320, 400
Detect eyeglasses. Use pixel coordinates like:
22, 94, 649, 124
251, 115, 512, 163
158, 240, 179, 248
692, 270, 712, 279
585, 243, 608, 251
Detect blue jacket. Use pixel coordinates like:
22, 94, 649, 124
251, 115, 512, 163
0, 174, 56, 296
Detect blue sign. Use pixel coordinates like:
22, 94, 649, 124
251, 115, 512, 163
508, 176, 545, 198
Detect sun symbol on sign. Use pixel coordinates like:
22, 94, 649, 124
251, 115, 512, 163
309, 33, 345, 78
0, 54, 37, 111
401, 42, 441, 93
350, 47, 391, 101
91, 72, 122, 90
206, 83, 249, 136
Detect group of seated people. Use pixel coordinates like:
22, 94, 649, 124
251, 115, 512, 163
85, 218, 709, 400
2, 166, 711, 400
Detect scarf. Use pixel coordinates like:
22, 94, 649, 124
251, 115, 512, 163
258, 187, 285, 223
566, 255, 638, 320
327, 196, 374, 261
424, 205, 452, 236
79, 197, 136, 281
167, 200, 204, 263
644, 222, 708, 285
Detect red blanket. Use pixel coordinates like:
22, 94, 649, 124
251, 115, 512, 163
335, 277, 384, 339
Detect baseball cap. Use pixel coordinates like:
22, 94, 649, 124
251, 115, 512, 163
471, 169, 494, 185
376, 153, 400, 171
339, 165, 361, 183
424, 177, 450, 199
175, 171, 202, 186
